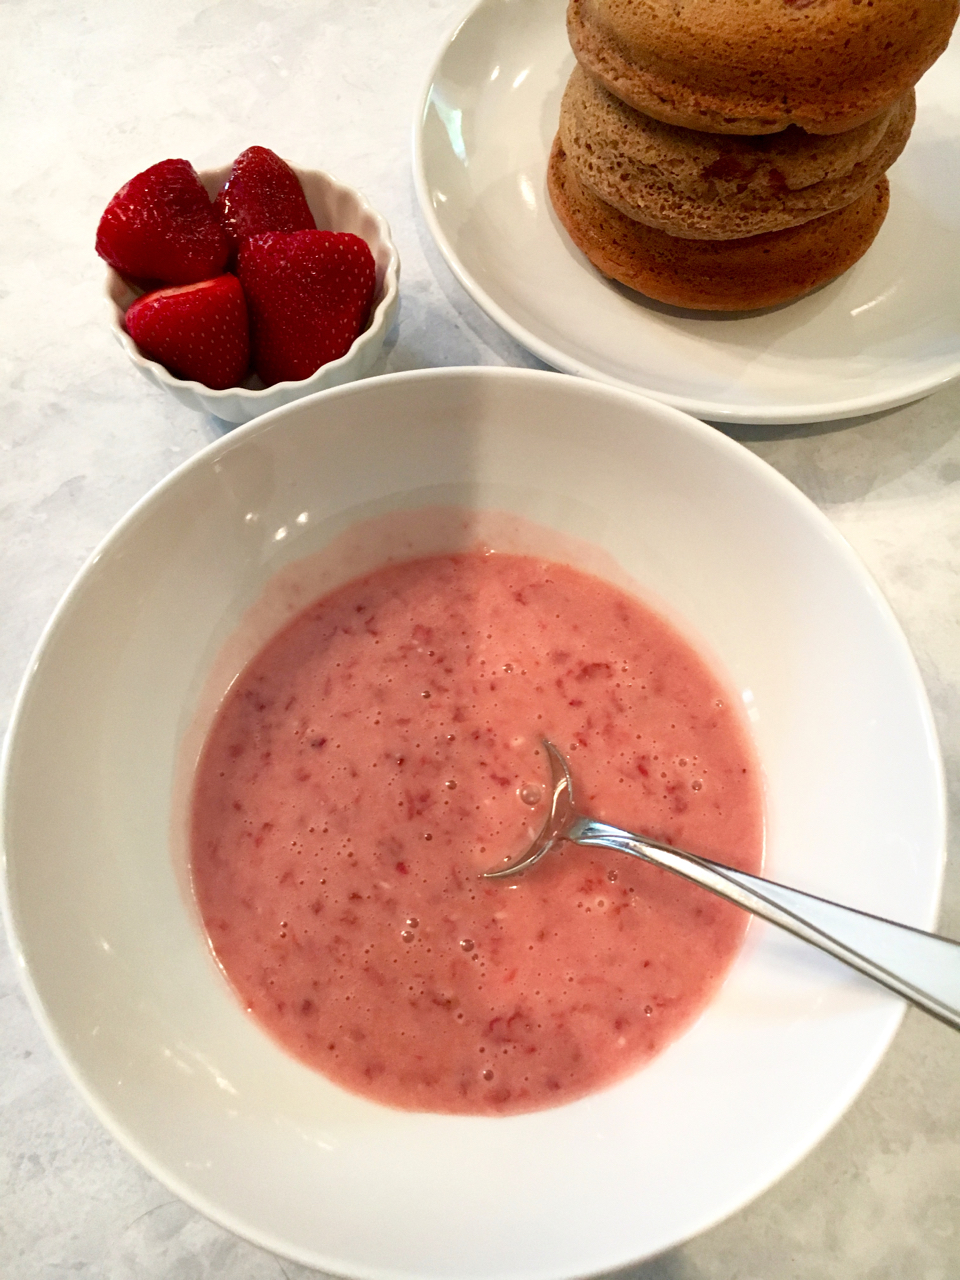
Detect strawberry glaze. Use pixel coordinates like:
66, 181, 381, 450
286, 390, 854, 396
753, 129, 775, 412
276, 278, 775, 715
191, 552, 764, 1115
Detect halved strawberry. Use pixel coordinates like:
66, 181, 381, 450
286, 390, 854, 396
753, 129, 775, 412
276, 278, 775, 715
124, 274, 250, 390
214, 146, 316, 261
237, 230, 376, 385
96, 159, 229, 286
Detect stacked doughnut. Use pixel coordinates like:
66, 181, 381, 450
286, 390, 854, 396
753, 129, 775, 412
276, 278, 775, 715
548, 0, 958, 310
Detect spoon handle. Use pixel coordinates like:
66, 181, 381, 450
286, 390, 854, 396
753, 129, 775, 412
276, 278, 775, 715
570, 817, 960, 1032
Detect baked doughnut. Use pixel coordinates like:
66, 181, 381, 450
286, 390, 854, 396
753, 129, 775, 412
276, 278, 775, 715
547, 134, 890, 310
567, 0, 958, 135
559, 64, 914, 239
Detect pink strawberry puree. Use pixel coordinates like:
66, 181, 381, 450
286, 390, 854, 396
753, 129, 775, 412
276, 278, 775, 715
191, 550, 764, 1115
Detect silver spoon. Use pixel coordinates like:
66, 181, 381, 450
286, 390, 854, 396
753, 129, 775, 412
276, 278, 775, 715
484, 740, 960, 1031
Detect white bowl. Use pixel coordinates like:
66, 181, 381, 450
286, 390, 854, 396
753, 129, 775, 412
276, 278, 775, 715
105, 163, 400, 424
1, 368, 944, 1279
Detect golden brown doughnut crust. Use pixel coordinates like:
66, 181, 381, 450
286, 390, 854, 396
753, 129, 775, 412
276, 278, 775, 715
547, 135, 890, 310
558, 66, 914, 239
568, 0, 958, 135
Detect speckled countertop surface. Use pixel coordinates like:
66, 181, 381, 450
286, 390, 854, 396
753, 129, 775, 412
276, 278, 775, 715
1, 2, 958, 1277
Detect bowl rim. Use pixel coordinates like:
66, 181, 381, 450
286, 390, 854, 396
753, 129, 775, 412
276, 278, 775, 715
104, 161, 401, 403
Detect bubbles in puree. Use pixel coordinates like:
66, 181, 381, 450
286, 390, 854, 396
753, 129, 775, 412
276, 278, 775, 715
191, 551, 764, 1115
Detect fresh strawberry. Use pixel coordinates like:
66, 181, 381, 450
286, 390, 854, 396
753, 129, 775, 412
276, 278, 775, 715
124, 274, 250, 390
96, 159, 229, 286
213, 146, 316, 261
237, 230, 376, 385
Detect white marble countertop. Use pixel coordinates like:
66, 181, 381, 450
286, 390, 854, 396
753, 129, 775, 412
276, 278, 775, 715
1, 2, 958, 1276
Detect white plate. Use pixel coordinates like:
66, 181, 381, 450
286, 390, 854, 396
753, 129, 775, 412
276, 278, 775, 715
414, 0, 960, 425
1, 369, 945, 1278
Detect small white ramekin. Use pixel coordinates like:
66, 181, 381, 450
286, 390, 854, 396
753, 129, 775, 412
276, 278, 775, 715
105, 163, 400, 424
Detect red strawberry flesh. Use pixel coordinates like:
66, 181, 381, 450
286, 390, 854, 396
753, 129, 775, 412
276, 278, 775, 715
238, 230, 377, 385
214, 147, 316, 261
124, 274, 250, 390
97, 159, 229, 286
